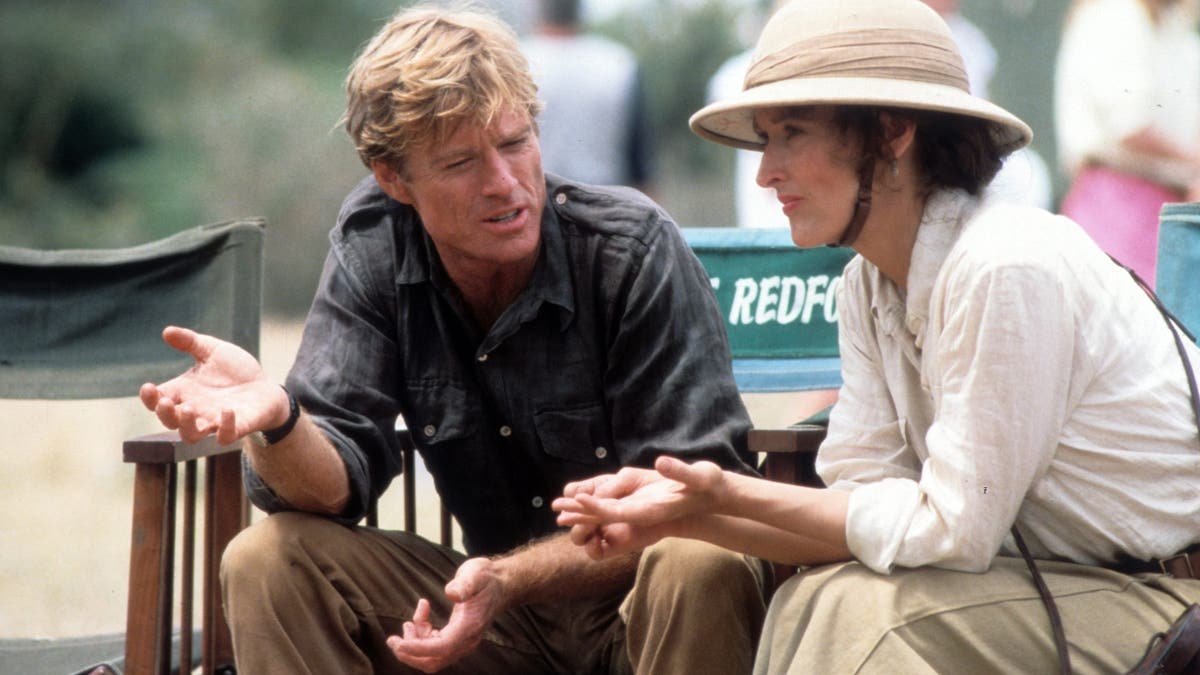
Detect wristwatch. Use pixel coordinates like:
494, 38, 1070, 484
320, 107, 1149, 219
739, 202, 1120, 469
248, 386, 300, 448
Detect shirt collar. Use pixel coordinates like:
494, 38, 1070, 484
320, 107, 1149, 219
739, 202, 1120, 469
391, 183, 575, 332
867, 189, 976, 348
904, 189, 975, 344
507, 195, 576, 333
393, 205, 432, 287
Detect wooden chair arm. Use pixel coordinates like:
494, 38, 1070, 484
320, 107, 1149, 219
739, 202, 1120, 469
750, 424, 827, 488
123, 431, 241, 464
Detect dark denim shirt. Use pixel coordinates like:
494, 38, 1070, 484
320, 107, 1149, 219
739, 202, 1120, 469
246, 174, 754, 556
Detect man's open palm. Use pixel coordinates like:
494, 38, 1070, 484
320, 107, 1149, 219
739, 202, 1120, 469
139, 325, 280, 445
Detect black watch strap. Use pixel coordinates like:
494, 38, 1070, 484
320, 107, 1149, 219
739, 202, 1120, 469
262, 386, 300, 444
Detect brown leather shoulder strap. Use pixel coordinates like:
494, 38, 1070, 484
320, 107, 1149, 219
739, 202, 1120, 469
1011, 257, 1200, 675
1013, 526, 1072, 674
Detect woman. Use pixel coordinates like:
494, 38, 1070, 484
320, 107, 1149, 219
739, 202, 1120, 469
1056, 0, 1200, 287
553, 0, 1200, 672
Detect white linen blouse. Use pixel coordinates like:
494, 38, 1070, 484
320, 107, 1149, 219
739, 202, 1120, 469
819, 189, 1200, 573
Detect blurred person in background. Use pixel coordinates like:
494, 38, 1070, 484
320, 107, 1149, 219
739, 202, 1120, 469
139, 5, 766, 674
556, 0, 1200, 671
1056, 0, 1200, 286
921, 0, 997, 99
522, 0, 655, 194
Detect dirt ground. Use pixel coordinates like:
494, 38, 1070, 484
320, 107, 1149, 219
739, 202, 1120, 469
0, 318, 831, 640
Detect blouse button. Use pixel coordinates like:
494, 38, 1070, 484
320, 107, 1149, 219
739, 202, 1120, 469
477, 353, 488, 362
423, 424, 436, 437
531, 496, 544, 508
555, 193, 567, 205
594, 446, 608, 459
499, 425, 513, 437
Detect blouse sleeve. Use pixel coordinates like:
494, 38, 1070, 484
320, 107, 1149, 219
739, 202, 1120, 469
843, 247, 1077, 573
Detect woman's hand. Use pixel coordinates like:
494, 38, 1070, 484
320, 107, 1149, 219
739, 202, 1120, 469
552, 457, 729, 558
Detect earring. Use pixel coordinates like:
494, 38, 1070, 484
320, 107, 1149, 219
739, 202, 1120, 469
890, 159, 899, 178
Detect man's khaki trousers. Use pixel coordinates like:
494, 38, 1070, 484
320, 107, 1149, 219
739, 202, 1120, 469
221, 511, 767, 674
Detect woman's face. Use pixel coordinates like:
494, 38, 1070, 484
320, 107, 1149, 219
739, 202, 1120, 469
753, 106, 865, 248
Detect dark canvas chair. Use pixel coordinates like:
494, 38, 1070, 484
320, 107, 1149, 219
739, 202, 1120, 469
683, 227, 853, 585
0, 218, 264, 675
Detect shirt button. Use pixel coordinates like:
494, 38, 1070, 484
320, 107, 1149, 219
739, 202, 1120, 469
594, 446, 608, 459
499, 425, 513, 437
477, 353, 488, 362
423, 424, 436, 437
531, 496, 544, 508
555, 193, 567, 205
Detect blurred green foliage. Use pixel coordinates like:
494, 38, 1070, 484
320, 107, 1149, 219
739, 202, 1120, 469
0, 0, 747, 315
0, 0, 405, 314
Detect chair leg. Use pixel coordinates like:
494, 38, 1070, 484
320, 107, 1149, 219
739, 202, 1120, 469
402, 442, 416, 534
126, 462, 176, 675
762, 453, 801, 590
203, 452, 244, 674
180, 461, 197, 673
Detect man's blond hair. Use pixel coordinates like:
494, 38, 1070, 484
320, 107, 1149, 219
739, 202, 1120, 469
343, 4, 543, 170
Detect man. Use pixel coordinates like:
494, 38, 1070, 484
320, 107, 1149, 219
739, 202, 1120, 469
522, 0, 654, 192
139, 6, 766, 674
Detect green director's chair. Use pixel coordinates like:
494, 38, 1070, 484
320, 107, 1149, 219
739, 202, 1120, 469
0, 218, 264, 675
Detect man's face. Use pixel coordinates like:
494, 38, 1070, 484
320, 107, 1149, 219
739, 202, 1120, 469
374, 109, 546, 280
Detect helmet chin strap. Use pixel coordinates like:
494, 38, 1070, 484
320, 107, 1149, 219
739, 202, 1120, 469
829, 158, 875, 248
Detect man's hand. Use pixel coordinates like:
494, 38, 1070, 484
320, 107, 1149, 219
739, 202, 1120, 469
386, 557, 505, 672
139, 325, 284, 445
552, 457, 728, 558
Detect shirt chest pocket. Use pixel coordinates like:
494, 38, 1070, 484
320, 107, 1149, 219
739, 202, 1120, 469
534, 403, 616, 466
403, 379, 480, 445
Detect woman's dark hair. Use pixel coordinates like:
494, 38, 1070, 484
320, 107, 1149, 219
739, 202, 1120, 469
832, 105, 1007, 196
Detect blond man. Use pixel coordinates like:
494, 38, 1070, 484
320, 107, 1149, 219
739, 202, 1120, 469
140, 5, 766, 674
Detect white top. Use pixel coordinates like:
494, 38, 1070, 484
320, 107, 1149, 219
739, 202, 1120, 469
819, 190, 1200, 573
1055, 0, 1200, 185
523, 33, 642, 187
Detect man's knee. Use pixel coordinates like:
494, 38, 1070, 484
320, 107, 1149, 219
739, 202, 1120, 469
637, 538, 767, 603
623, 540, 767, 673
220, 511, 339, 594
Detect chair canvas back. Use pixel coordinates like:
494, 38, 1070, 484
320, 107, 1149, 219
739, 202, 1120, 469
683, 227, 854, 393
1158, 203, 1200, 342
0, 218, 264, 400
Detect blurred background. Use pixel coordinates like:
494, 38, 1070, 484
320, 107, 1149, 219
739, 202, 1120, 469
0, 0, 1070, 315
0, 0, 1070, 641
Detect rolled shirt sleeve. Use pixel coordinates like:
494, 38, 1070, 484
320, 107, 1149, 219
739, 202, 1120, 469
825, 197, 1077, 573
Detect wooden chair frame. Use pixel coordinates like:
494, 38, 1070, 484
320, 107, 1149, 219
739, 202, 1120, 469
752, 424, 828, 588
122, 435, 245, 675
120, 428, 448, 675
